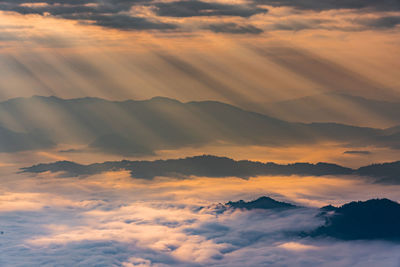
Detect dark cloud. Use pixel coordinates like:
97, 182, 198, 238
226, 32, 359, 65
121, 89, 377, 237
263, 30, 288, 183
0, 0, 268, 32
0, 0, 97, 3
78, 14, 178, 30
0, 3, 97, 16
357, 16, 400, 29
343, 150, 371, 155
0, 0, 175, 31
206, 23, 263, 34
253, 0, 400, 11
0, 0, 398, 33
268, 19, 330, 31
154, 0, 268, 17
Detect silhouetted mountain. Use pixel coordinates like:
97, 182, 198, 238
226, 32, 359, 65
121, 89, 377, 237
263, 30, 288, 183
259, 93, 400, 128
310, 199, 400, 240
19, 155, 353, 179
356, 161, 400, 184
318, 205, 338, 216
226, 196, 297, 210
0, 125, 54, 152
21, 155, 400, 184
20, 160, 133, 177
320, 205, 338, 212
216, 196, 400, 241
385, 125, 400, 135
1, 95, 399, 154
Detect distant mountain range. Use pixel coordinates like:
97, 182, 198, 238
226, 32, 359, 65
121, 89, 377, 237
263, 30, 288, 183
218, 196, 400, 241
0, 95, 399, 154
0, 125, 54, 152
258, 93, 400, 128
21, 155, 400, 184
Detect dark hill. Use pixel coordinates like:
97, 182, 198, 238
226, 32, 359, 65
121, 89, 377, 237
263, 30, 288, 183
226, 196, 297, 210
311, 199, 400, 240
20, 155, 354, 179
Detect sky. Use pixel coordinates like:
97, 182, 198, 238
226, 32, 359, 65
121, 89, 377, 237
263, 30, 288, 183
0, 0, 399, 104
1, 1, 400, 266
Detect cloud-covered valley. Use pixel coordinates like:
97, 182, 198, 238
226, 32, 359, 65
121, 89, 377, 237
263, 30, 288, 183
2, 160, 400, 266
0, 0, 399, 265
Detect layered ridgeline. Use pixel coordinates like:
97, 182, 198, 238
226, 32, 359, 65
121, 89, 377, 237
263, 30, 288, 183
259, 93, 400, 128
0, 125, 54, 152
21, 155, 400, 184
219, 196, 400, 241
0, 96, 399, 154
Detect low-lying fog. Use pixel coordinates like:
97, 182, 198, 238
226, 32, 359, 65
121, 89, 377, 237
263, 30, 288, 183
1, 153, 400, 266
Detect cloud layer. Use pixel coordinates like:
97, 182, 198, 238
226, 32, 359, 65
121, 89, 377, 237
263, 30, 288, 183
0, 0, 398, 34
1, 161, 400, 266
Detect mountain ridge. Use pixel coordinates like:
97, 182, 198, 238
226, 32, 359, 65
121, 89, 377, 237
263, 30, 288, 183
257, 92, 400, 128
217, 196, 400, 241
1, 95, 399, 154
20, 155, 400, 184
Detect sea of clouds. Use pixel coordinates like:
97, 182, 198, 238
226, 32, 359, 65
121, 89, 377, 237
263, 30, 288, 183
1, 164, 400, 266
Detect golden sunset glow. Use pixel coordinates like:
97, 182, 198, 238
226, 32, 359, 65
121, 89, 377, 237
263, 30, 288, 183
1, 1, 400, 266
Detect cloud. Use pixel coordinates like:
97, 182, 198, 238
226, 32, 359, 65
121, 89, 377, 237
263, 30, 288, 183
2, 163, 400, 266
357, 16, 400, 29
278, 241, 319, 251
0, 0, 177, 31
4, 195, 400, 266
78, 14, 178, 30
0, 31, 22, 41
0, 0, 398, 35
0, 0, 268, 32
153, 1, 268, 18
252, 0, 400, 12
344, 150, 371, 155
15, 202, 322, 265
267, 19, 331, 31
0, 0, 97, 3
205, 23, 263, 34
